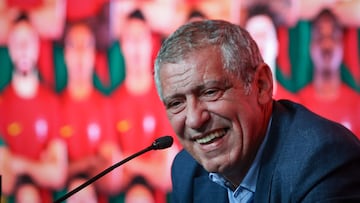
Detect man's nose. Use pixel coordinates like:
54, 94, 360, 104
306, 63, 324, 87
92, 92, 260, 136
185, 98, 210, 130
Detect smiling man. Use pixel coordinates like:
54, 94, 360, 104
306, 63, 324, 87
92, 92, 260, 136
153, 19, 360, 203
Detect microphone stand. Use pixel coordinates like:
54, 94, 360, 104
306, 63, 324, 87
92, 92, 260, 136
54, 145, 154, 203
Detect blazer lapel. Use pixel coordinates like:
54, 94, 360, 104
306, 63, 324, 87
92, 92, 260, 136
254, 101, 292, 202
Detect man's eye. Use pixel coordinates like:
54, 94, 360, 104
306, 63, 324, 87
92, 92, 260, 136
166, 100, 185, 114
204, 89, 217, 96
202, 89, 223, 101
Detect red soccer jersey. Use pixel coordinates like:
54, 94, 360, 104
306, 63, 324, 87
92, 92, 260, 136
58, 90, 114, 161
298, 83, 360, 137
110, 82, 177, 156
66, 0, 107, 22
0, 85, 59, 160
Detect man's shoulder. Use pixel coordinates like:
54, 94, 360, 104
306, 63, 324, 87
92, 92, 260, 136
275, 99, 358, 138
265, 100, 360, 179
257, 100, 360, 202
272, 100, 359, 152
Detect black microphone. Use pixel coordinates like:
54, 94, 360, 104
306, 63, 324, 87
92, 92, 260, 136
151, 135, 173, 150
54, 135, 173, 203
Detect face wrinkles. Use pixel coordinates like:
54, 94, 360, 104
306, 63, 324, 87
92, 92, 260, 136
167, 62, 196, 98
161, 60, 205, 133
159, 45, 273, 185
160, 47, 264, 181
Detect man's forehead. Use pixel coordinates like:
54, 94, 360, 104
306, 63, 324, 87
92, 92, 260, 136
160, 62, 229, 88
161, 52, 223, 76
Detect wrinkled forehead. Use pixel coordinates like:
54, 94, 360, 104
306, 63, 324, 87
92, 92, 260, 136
164, 47, 228, 81
161, 43, 219, 68
159, 48, 230, 94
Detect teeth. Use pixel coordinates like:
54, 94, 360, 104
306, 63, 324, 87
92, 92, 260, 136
196, 130, 225, 144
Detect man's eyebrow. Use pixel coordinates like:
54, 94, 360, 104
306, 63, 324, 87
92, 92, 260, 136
203, 79, 228, 87
201, 78, 232, 89
163, 93, 183, 103
163, 79, 230, 100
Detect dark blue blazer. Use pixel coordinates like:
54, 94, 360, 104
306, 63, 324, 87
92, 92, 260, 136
171, 100, 360, 203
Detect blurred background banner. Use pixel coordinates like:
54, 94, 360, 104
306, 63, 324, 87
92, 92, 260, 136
0, 0, 359, 203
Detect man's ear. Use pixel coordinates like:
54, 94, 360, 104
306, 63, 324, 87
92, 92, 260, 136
254, 63, 273, 104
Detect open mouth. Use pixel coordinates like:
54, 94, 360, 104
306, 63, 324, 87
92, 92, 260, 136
195, 129, 227, 145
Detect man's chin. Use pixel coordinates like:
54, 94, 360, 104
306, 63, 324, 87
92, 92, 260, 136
201, 161, 226, 173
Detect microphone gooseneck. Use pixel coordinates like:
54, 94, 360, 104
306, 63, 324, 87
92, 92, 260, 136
54, 135, 173, 203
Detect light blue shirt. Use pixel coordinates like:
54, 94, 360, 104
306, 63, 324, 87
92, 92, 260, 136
209, 118, 272, 203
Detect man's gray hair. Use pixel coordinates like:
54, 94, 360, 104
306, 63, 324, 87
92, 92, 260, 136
154, 19, 263, 100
